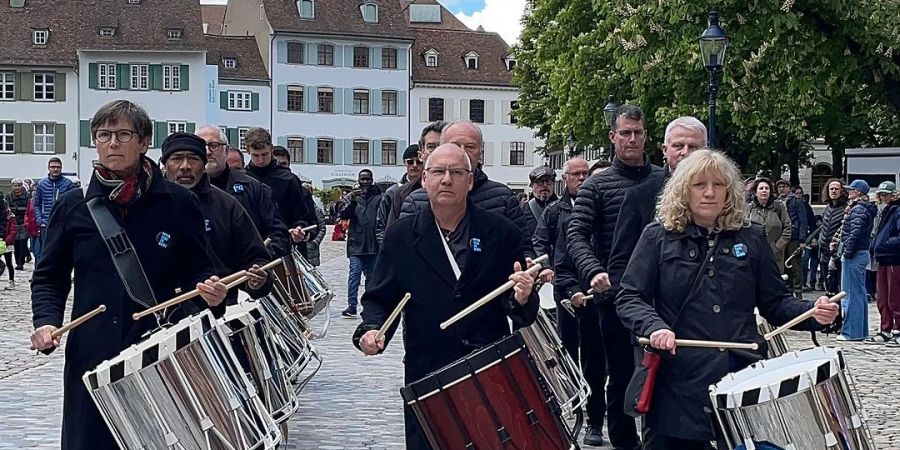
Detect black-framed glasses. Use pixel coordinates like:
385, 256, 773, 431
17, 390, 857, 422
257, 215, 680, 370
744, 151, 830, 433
94, 129, 137, 143
565, 170, 589, 178
206, 141, 226, 152
534, 179, 555, 186
426, 167, 470, 180
404, 158, 422, 166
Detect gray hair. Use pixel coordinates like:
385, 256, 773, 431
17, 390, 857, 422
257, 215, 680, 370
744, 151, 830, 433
562, 157, 588, 174
664, 116, 708, 145
197, 125, 228, 145
11, 178, 22, 185
424, 144, 472, 171
419, 121, 448, 148
91, 100, 153, 141
440, 119, 484, 146
611, 104, 645, 131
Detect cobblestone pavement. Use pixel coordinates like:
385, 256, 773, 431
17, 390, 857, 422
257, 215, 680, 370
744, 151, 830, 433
0, 233, 898, 449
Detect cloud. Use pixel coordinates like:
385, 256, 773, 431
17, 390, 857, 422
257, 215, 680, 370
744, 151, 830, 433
454, 0, 525, 45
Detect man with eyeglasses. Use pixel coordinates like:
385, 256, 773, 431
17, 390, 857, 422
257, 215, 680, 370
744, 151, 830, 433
376, 144, 422, 246
353, 143, 538, 450
383, 122, 446, 231
243, 128, 317, 256
568, 104, 664, 450
198, 126, 290, 258
33, 156, 75, 262
522, 165, 559, 239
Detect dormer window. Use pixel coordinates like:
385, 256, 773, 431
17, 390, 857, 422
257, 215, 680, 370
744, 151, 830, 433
505, 56, 517, 71
465, 51, 479, 70
425, 49, 439, 67
167, 29, 182, 40
32, 29, 49, 46
361, 3, 378, 23
298, 0, 315, 19
223, 57, 237, 69
126, 0, 141, 4
99, 27, 116, 37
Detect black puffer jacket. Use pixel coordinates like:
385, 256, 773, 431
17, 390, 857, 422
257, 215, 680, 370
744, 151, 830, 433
818, 198, 847, 262
567, 155, 664, 296
399, 167, 534, 257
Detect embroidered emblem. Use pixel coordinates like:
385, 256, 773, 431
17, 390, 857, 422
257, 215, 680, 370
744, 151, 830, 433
470, 238, 481, 252
733, 243, 747, 259
233, 183, 244, 193
204, 219, 211, 232
157, 232, 171, 248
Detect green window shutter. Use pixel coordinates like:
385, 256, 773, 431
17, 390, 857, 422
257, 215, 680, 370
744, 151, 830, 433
220, 91, 229, 110
226, 128, 238, 146
116, 64, 129, 89
12, 122, 22, 153
88, 63, 99, 89
251, 92, 260, 111
180, 65, 189, 91
55, 73, 66, 101
154, 121, 167, 147
79, 120, 91, 147
150, 65, 163, 90
18, 123, 33, 153
186, 123, 196, 134
17, 72, 32, 101
54, 123, 66, 154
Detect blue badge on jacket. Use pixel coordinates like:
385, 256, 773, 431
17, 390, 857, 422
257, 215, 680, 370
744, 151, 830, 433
471, 238, 481, 252
233, 183, 244, 193
157, 232, 171, 248
204, 219, 211, 232
733, 243, 747, 259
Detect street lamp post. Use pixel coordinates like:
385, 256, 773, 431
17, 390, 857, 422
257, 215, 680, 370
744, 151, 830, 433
603, 95, 618, 158
699, 12, 728, 148
566, 132, 576, 156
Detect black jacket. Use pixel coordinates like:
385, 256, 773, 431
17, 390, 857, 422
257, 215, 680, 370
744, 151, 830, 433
352, 201, 538, 383
521, 194, 557, 242
210, 166, 290, 257
340, 185, 383, 256
818, 198, 847, 261
840, 198, 878, 257
399, 167, 535, 258
567, 155, 664, 302
31, 162, 218, 450
534, 190, 586, 299
191, 175, 272, 304
7, 189, 29, 229
873, 199, 900, 265
245, 159, 316, 229
307, 205, 327, 266
375, 174, 408, 246
616, 222, 820, 441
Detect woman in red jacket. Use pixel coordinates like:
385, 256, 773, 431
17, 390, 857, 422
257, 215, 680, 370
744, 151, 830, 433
0, 196, 16, 289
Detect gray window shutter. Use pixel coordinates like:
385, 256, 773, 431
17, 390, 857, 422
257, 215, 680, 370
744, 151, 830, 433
334, 45, 344, 67
54, 73, 65, 101
116, 64, 129, 89
343, 138, 353, 164
483, 142, 494, 166
525, 142, 535, 165
372, 89, 382, 115
187, 123, 196, 134
501, 142, 510, 166
277, 85, 287, 111
79, 120, 91, 147
154, 121, 167, 147
460, 99, 470, 120
444, 98, 454, 120
306, 43, 316, 65
276, 41, 287, 64
333, 139, 344, 164
398, 91, 407, 116
501, 101, 511, 125
306, 86, 317, 113
220, 91, 229, 110
484, 100, 494, 124
343, 47, 353, 67
373, 47, 382, 69
399, 140, 407, 156
373, 139, 382, 165
305, 137, 316, 163
251, 92, 260, 111
341, 88, 352, 114
418, 97, 428, 122
277, 136, 287, 147
397, 48, 407, 70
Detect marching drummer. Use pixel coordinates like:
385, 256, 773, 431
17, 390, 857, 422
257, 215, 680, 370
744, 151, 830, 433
352, 143, 539, 450
30, 100, 226, 450
616, 149, 839, 449
161, 132, 272, 304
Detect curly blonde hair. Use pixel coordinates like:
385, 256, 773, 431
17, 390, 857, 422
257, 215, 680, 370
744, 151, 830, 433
657, 149, 747, 232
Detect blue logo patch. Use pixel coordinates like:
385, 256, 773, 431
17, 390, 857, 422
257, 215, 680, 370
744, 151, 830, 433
233, 183, 244, 193
157, 232, 171, 249
733, 243, 747, 259
470, 238, 481, 252
204, 219, 211, 232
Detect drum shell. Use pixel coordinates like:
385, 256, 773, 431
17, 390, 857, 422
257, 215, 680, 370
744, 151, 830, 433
401, 332, 573, 450
756, 314, 790, 358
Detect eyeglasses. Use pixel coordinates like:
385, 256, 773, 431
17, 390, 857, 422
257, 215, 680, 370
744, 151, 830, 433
565, 170, 589, 178
404, 158, 422, 166
94, 129, 137, 143
533, 179, 555, 186
426, 167, 471, 180
206, 141, 226, 152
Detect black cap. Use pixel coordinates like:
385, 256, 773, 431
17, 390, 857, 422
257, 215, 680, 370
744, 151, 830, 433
775, 179, 791, 188
529, 166, 556, 183
402, 144, 420, 160
161, 133, 207, 164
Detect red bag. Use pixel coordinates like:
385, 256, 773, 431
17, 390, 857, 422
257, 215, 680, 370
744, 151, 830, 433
625, 347, 662, 416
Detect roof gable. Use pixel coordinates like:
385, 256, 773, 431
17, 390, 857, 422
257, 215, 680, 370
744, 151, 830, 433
206, 35, 269, 82
412, 29, 513, 86
263, 0, 413, 40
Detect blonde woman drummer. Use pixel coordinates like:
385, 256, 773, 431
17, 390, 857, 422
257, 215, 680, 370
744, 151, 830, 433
615, 149, 838, 450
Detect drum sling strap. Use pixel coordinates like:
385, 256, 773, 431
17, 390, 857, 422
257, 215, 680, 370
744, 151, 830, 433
86, 197, 158, 310
527, 198, 545, 229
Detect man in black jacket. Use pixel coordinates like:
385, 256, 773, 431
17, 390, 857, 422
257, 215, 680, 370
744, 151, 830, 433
162, 132, 272, 304
777, 179, 808, 297
567, 104, 662, 450
384, 121, 446, 230
376, 144, 422, 246
243, 128, 316, 255
353, 144, 538, 450
534, 157, 608, 447
522, 165, 558, 240
198, 126, 290, 258
341, 169, 383, 317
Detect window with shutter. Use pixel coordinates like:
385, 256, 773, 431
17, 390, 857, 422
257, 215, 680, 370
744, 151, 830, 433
0, 72, 15, 100
98, 64, 116, 90
317, 44, 334, 66
33, 73, 55, 101
469, 99, 485, 123
381, 141, 397, 165
287, 86, 304, 111
381, 90, 397, 115
381, 48, 397, 69
510, 141, 526, 165
428, 98, 444, 121
287, 42, 304, 64
352, 140, 369, 164
317, 139, 333, 163
353, 47, 369, 68
318, 88, 334, 113
287, 138, 304, 163
352, 90, 369, 114
0, 123, 13, 153
33, 123, 55, 154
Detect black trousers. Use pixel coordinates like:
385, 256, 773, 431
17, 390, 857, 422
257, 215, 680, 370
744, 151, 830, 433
2, 252, 12, 281
14, 238, 28, 268
642, 424, 714, 450
557, 302, 607, 426
597, 304, 640, 449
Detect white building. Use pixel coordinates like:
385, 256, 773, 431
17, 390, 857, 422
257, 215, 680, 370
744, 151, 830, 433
223, 0, 414, 189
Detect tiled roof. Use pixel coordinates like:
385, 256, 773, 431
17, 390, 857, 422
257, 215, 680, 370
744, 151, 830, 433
206, 35, 269, 82
400, 0, 470, 31
263, 0, 413, 40
201, 5, 227, 35
411, 28, 514, 86
0, 0, 81, 66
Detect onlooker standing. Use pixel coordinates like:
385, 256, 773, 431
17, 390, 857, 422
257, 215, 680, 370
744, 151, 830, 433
341, 169, 383, 317
866, 183, 894, 302
819, 179, 848, 293
777, 180, 807, 297
522, 166, 558, 238
795, 188, 818, 289
0, 196, 15, 289
747, 178, 792, 270
7, 178, 31, 271
836, 180, 877, 341
33, 157, 75, 261
872, 183, 900, 346
376, 144, 422, 246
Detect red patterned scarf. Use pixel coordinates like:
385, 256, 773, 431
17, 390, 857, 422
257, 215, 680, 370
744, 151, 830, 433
92, 158, 154, 206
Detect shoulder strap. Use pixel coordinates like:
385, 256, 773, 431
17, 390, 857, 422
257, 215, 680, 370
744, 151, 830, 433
86, 197, 158, 309
669, 231, 720, 329
528, 198, 544, 226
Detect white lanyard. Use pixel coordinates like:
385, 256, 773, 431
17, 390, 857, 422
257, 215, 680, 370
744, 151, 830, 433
436, 220, 462, 280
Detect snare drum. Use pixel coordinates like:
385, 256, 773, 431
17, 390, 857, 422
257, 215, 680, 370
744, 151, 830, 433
257, 294, 319, 386
756, 314, 790, 358
271, 249, 333, 319
401, 332, 576, 450
219, 301, 298, 423
83, 310, 281, 450
709, 347, 875, 450
519, 308, 590, 417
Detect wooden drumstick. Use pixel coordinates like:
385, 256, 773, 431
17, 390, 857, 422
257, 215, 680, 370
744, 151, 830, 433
376, 293, 412, 341
51, 305, 107, 339
263, 238, 272, 246
440, 254, 549, 330
638, 337, 759, 350
764, 291, 847, 341
132, 270, 248, 320
220, 258, 288, 290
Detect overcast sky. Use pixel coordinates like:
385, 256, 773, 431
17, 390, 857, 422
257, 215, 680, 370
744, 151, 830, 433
198, 0, 524, 44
